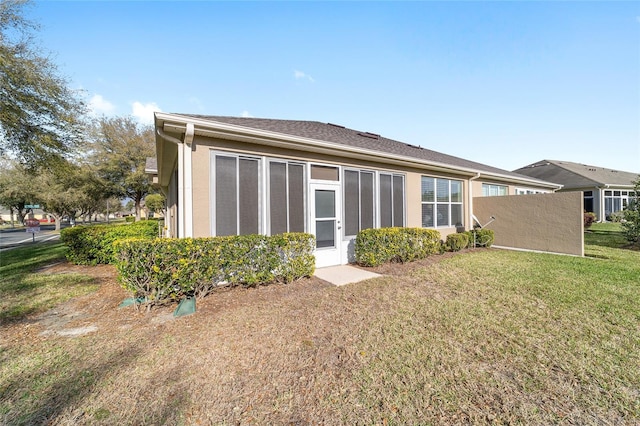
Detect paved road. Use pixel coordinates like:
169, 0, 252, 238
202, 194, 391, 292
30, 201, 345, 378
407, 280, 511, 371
0, 224, 64, 250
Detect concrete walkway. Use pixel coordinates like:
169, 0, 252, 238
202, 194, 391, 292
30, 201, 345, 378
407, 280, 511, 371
314, 265, 382, 286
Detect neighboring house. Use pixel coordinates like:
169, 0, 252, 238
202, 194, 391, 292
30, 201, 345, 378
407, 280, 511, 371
514, 160, 639, 221
151, 113, 571, 266
0, 207, 51, 224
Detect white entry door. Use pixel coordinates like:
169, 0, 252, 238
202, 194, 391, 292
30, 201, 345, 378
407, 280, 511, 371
310, 183, 342, 267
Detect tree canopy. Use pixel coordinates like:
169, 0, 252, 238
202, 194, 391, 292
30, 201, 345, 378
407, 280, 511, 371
92, 116, 156, 221
0, 0, 85, 166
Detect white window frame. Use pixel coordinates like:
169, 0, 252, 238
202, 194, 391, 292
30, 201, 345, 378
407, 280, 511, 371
421, 176, 464, 228
378, 172, 405, 228
482, 183, 509, 196
266, 159, 306, 235
210, 151, 262, 236
343, 168, 377, 237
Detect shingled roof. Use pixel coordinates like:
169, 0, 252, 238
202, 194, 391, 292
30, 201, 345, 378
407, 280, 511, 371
514, 160, 638, 189
178, 114, 552, 184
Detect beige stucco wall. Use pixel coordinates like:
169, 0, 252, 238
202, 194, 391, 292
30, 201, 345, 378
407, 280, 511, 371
187, 134, 558, 244
189, 135, 473, 238
473, 192, 584, 256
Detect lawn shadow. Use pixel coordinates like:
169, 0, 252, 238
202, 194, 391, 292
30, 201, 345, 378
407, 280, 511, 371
1, 343, 144, 425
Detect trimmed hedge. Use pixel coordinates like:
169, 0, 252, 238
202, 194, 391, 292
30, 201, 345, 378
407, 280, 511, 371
354, 227, 441, 267
60, 221, 159, 265
114, 233, 315, 304
446, 233, 469, 252
467, 229, 495, 248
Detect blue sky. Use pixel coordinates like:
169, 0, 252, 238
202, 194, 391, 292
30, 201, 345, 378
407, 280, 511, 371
27, 1, 640, 173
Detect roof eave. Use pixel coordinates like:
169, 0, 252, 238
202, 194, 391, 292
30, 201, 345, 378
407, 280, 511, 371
155, 112, 562, 190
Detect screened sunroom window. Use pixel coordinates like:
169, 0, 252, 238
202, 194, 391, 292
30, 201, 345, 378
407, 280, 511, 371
214, 155, 260, 236
269, 161, 305, 234
379, 173, 404, 228
344, 169, 375, 236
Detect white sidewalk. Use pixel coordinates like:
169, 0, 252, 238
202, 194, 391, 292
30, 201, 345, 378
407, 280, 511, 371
314, 265, 381, 286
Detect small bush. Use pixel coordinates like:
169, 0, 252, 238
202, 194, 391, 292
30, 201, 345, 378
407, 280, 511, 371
354, 227, 441, 267
621, 178, 640, 246
608, 211, 624, 223
61, 221, 159, 265
114, 233, 315, 305
584, 212, 597, 228
466, 229, 495, 248
446, 233, 469, 252
125, 216, 136, 223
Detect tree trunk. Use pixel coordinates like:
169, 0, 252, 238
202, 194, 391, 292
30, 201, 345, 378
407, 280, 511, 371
52, 214, 62, 231
135, 195, 142, 222
17, 208, 26, 224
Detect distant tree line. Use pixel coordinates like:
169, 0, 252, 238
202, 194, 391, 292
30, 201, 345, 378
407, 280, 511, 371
0, 0, 164, 229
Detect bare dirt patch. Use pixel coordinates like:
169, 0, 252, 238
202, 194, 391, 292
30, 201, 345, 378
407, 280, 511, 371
4, 250, 636, 425
0, 259, 428, 424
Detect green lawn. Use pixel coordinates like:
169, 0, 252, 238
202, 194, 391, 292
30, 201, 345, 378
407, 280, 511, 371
0, 242, 98, 322
585, 221, 629, 250
0, 228, 638, 424
350, 240, 639, 423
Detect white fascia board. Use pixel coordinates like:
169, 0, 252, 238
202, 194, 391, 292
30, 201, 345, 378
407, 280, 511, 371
156, 112, 562, 190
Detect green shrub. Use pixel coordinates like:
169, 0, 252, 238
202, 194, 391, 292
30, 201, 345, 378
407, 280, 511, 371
114, 233, 315, 305
446, 233, 469, 252
466, 229, 495, 248
621, 178, 640, 246
354, 227, 441, 267
608, 211, 624, 223
61, 221, 159, 265
125, 216, 136, 223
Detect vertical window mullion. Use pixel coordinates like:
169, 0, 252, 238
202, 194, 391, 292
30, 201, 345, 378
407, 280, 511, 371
286, 164, 291, 232
236, 158, 240, 235
357, 172, 362, 233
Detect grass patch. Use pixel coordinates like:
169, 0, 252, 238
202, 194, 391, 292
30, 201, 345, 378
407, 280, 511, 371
348, 247, 640, 423
0, 230, 638, 424
585, 222, 628, 249
0, 242, 98, 322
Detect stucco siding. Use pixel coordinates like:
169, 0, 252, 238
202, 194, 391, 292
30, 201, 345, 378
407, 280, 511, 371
473, 192, 583, 256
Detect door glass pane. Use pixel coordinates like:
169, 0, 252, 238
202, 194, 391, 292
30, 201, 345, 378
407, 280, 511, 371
215, 156, 237, 236
288, 164, 305, 233
361, 172, 374, 230
315, 190, 335, 218
393, 175, 404, 226
344, 171, 359, 236
239, 158, 259, 235
269, 162, 287, 235
316, 220, 335, 248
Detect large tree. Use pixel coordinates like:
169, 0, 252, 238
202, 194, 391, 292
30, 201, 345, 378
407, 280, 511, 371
34, 161, 106, 230
93, 116, 156, 221
0, 0, 85, 166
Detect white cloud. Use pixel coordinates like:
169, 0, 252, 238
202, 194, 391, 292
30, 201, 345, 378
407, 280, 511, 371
131, 101, 161, 125
294, 69, 315, 83
88, 94, 115, 115
240, 110, 253, 118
